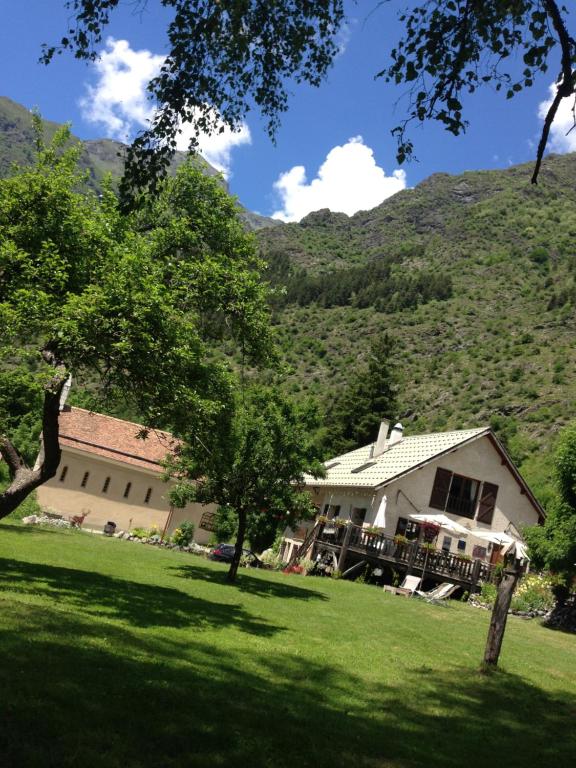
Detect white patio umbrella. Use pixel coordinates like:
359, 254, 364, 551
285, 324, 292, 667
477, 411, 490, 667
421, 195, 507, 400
470, 530, 530, 563
373, 495, 387, 529
470, 530, 516, 546
408, 513, 471, 589
409, 513, 471, 535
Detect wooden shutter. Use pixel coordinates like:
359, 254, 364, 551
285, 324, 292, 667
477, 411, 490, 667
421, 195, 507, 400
429, 468, 453, 510
476, 482, 498, 524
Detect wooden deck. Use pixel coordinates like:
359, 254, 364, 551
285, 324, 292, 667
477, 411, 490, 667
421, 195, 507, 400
310, 522, 495, 592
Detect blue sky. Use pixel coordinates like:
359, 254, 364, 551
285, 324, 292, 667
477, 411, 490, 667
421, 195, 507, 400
1, 1, 573, 220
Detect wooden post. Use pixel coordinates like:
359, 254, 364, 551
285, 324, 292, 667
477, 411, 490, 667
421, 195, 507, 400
470, 558, 482, 594
405, 540, 418, 576
482, 556, 521, 670
336, 523, 353, 573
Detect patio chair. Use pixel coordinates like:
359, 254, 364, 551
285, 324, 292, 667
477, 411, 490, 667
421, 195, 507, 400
383, 574, 421, 596
415, 582, 459, 604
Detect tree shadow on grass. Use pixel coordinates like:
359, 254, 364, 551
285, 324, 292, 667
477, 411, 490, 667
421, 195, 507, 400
0, 605, 574, 768
0, 522, 65, 535
0, 557, 281, 635
171, 562, 328, 601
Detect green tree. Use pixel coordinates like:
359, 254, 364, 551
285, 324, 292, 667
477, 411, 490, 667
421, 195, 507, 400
323, 333, 399, 457
44, 1, 574, 191
525, 422, 576, 589
0, 124, 272, 519
168, 384, 325, 582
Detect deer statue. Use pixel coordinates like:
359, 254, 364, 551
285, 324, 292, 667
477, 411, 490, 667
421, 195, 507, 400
69, 510, 90, 528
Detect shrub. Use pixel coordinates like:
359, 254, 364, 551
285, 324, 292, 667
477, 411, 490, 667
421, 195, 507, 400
131, 527, 148, 539
480, 582, 497, 606
511, 573, 556, 613
300, 557, 315, 575
172, 521, 195, 547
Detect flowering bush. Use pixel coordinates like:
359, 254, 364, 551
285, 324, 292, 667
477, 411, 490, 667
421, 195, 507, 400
172, 521, 195, 547
479, 573, 556, 613
421, 522, 441, 542
511, 573, 556, 613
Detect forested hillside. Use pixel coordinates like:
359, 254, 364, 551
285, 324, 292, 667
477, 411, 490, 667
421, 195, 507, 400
258, 154, 576, 502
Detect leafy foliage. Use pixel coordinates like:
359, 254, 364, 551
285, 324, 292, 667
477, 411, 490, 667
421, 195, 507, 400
169, 383, 325, 579
525, 422, 576, 585
172, 521, 196, 547
382, 1, 565, 166
0, 124, 272, 518
43, 0, 345, 199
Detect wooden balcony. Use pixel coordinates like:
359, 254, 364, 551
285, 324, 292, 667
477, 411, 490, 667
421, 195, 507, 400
311, 522, 495, 592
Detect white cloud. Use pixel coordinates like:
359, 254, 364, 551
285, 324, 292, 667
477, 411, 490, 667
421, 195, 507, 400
174, 120, 251, 178
272, 137, 407, 222
538, 83, 576, 152
79, 37, 250, 176
79, 38, 163, 141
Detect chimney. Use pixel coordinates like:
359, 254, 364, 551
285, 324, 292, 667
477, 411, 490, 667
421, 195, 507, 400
388, 422, 404, 447
59, 375, 72, 411
373, 419, 390, 457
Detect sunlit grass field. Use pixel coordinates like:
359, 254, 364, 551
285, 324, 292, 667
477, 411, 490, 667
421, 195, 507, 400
0, 521, 574, 768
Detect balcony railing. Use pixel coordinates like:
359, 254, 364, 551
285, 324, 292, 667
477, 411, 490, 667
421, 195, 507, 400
316, 522, 494, 585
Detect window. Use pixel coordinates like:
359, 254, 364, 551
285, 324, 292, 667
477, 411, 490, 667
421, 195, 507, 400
59, 466, 68, 482
457, 539, 467, 552
144, 487, 152, 504
123, 482, 132, 499
442, 536, 452, 553
472, 545, 488, 560
446, 474, 479, 519
322, 504, 341, 520
350, 507, 367, 526
80, 471, 90, 488
102, 477, 110, 493
395, 517, 420, 540
429, 467, 496, 521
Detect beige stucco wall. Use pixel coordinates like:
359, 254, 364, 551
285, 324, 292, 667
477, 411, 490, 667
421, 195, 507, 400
37, 446, 215, 544
304, 435, 541, 557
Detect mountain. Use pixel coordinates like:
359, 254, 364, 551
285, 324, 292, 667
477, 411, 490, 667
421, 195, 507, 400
0, 96, 278, 231
257, 153, 576, 501
2, 93, 574, 501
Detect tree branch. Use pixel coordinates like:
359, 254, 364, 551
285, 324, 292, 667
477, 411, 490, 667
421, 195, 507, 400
532, 0, 576, 183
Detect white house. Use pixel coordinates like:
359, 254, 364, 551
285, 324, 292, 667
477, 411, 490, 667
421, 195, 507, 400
282, 420, 544, 572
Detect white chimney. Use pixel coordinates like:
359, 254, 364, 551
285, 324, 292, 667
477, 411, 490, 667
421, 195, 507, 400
59, 375, 72, 411
373, 419, 390, 457
388, 422, 404, 446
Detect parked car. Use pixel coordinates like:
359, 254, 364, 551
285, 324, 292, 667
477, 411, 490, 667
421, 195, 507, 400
210, 543, 262, 567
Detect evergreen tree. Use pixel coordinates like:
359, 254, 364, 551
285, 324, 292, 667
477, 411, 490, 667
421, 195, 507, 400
323, 333, 399, 457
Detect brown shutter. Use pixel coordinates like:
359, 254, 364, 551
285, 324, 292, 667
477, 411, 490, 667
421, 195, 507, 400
477, 482, 498, 524
429, 468, 452, 510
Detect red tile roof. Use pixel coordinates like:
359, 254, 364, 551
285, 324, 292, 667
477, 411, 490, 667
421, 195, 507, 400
58, 407, 178, 472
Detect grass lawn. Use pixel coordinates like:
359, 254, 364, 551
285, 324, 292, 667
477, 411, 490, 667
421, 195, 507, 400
0, 522, 574, 768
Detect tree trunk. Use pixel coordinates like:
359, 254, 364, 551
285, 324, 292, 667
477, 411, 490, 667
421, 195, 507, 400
481, 561, 521, 670
0, 351, 67, 521
227, 507, 247, 584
